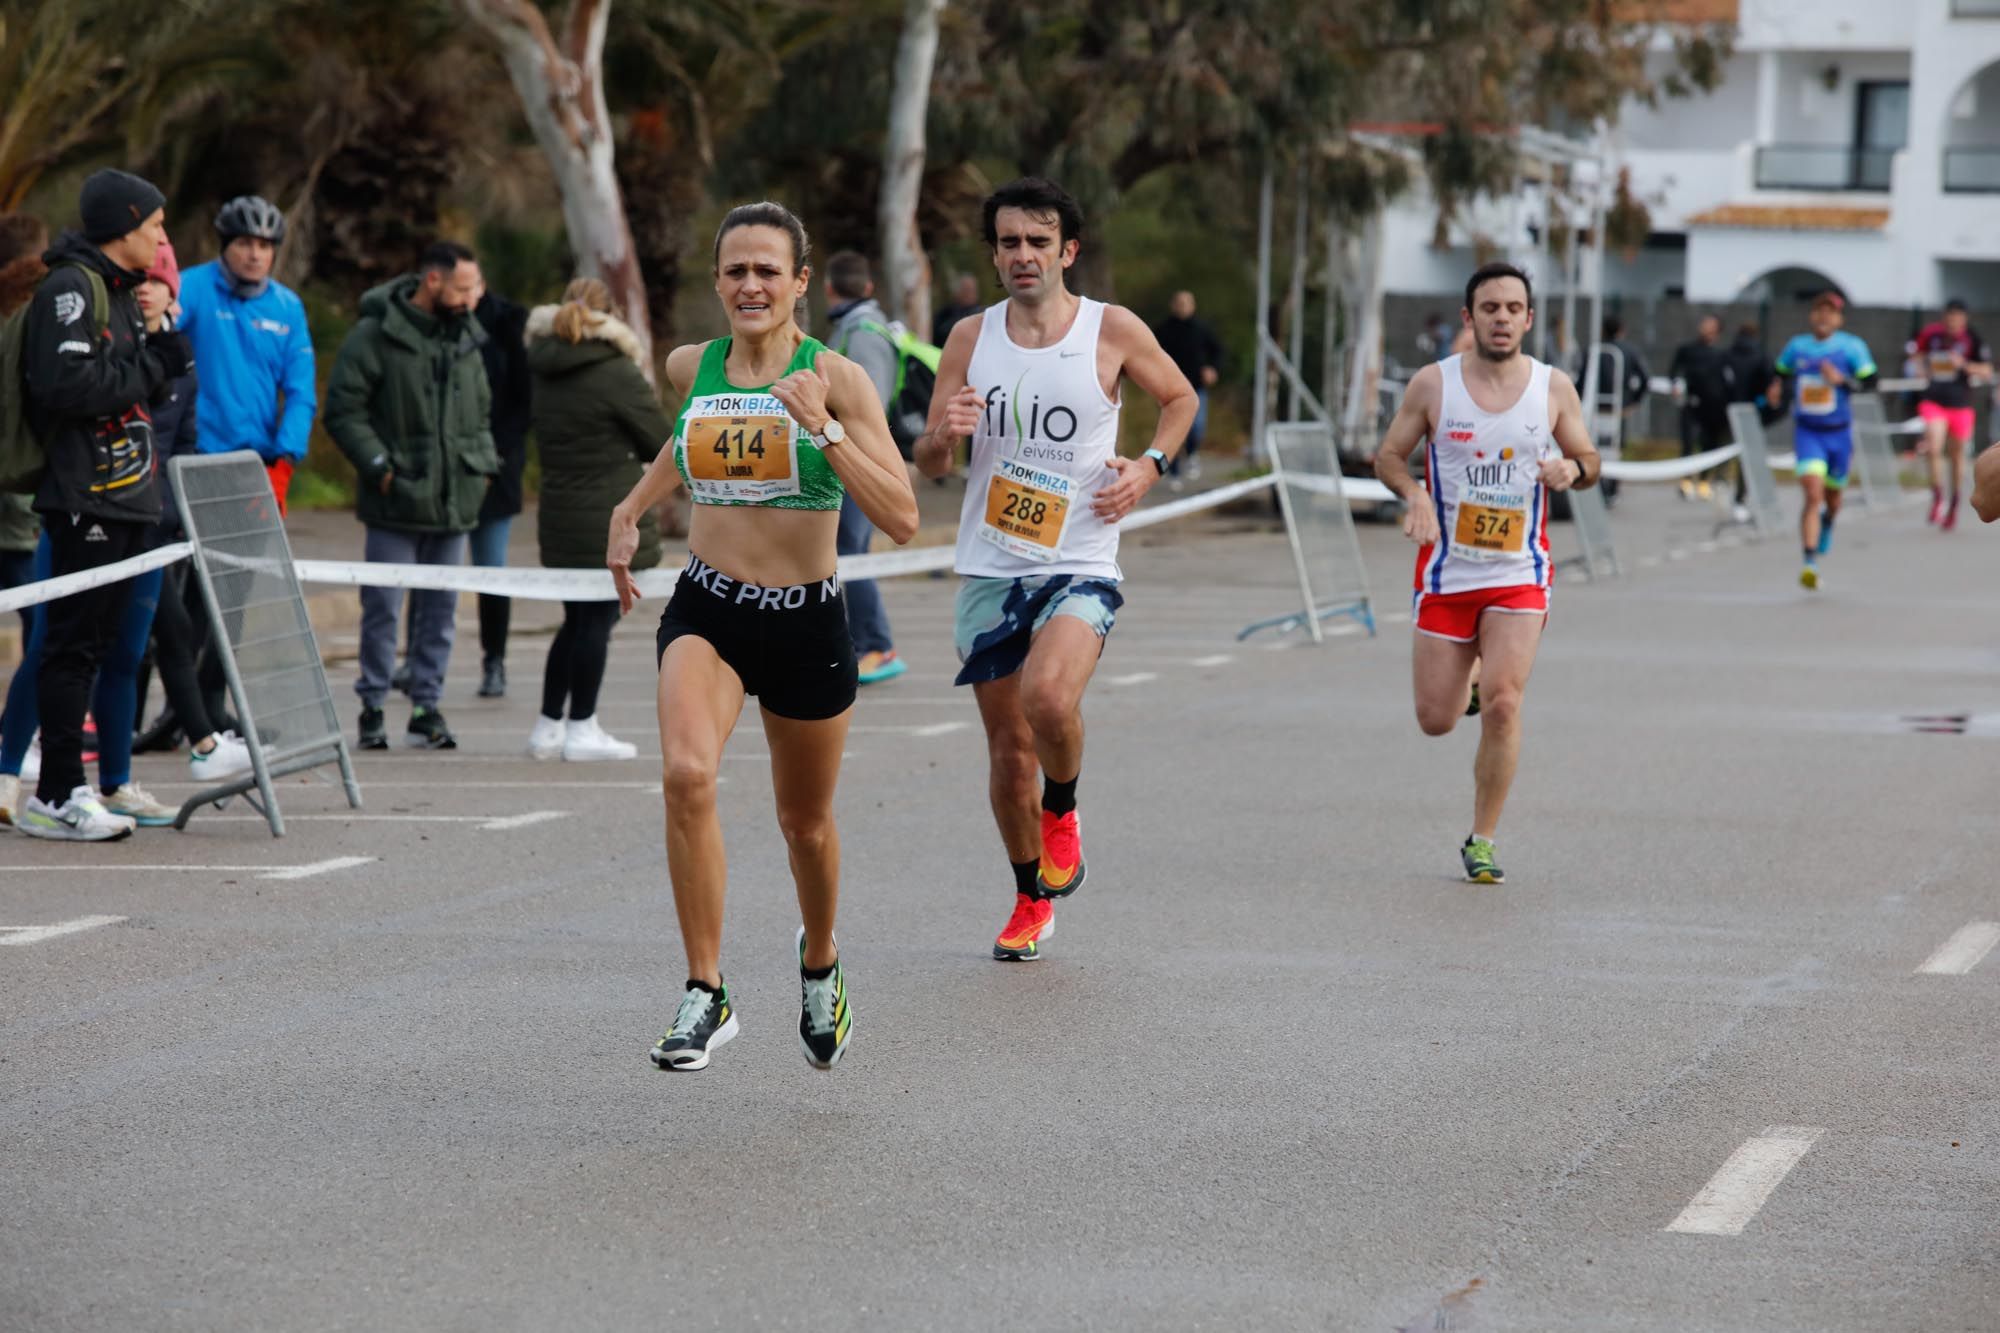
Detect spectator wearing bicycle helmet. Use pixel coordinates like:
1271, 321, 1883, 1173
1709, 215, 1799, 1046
175, 194, 316, 511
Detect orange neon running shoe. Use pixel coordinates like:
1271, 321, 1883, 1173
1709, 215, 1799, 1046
993, 893, 1054, 961
1036, 809, 1086, 898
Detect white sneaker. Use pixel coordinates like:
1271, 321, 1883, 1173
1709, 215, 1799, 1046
526, 715, 566, 760
102, 782, 178, 827
0, 773, 16, 828
189, 731, 253, 783
17, 784, 135, 842
21, 736, 40, 783
562, 715, 637, 762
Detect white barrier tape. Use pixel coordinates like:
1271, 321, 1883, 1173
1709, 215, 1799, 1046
1600, 443, 1741, 482
1285, 473, 1398, 504
0, 472, 1284, 613
0, 541, 192, 616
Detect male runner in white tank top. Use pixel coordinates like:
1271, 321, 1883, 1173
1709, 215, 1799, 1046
915, 177, 1198, 960
1375, 263, 1599, 885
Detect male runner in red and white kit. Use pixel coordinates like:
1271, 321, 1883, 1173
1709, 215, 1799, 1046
1375, 262, 1599, 884
1908, 300, 1993, 530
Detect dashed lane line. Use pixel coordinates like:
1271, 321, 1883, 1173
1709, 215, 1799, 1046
1915, 921, 2000, 976
1665, 1126, 1825, 1236
0, 915, 126, 946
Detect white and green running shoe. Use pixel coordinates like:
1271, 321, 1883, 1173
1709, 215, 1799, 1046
18, 785, 135, 842
1461, 835, 1505, 885
796, 925, 852, 1070
650, 982, 737, 1071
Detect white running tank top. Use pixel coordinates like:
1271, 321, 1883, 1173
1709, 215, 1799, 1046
1416, 354, 1556, 596
955, 298, 1123, 581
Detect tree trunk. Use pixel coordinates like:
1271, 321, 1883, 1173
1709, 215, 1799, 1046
1339, 208, 1386, 448
457, 0, 653, 375
877, 0, 945, 334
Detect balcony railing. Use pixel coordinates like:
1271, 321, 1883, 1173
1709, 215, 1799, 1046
1754, 145, 1895, 192
1944, 148, 2000, 192
1953, 0, 2000, 16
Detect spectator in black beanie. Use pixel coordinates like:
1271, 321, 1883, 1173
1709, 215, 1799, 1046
15, 169, 192, 841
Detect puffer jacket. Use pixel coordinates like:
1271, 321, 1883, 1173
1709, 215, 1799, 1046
525, 305, 671, 570
324, 275, 496, 534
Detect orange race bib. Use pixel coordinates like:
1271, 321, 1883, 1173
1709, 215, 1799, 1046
680, 399, 803, 503
977, 457, 1074, 563
1930, 351, 1962, 381
1798, 377, 1836, 415
1452, 498, 1527, 556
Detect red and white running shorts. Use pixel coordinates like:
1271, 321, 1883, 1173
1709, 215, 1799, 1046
1413, 584, 1549, 643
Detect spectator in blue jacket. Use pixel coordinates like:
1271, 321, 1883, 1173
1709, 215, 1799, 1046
175, 195, 316, 512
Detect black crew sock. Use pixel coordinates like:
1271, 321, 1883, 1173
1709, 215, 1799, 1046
1042, 773, 1079, 816
801, 960, 837, 980
1012, 858, 1040, 897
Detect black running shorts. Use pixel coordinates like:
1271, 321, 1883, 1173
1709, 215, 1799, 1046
655, 553, 857, 721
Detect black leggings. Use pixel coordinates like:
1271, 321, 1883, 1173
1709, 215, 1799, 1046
541, 601, 622, 722
151, 563, 217, 740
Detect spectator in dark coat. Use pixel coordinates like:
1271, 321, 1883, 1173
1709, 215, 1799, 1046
469, 287, 532, 697
522, 277, 672, 763
1669, 314, 1734, 497
1154, 290, 1223, 487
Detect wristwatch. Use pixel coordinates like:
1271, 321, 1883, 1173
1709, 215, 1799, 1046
1144, 447, 1169, 475
812, 418, 846, 449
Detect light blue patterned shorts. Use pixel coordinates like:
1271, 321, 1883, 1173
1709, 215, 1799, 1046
952, 575, 1123, 685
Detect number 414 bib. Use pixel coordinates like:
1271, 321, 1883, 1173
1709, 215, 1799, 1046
978, 456, 1074, 563
681, 392, 802, 503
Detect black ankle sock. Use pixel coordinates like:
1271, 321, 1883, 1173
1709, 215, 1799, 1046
1012, 858, 1040, 896
801, 960, 836, 980
687, 977, 721, 995
1042, 774, 1079, 816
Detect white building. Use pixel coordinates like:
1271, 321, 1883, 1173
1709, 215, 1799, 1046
1380, 0, 2000, 309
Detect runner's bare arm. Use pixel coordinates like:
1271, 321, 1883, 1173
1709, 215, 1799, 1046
607, 342, 702, 612
1092, 307, 1197, 521
1539, 370, 1599, 492
913, 316, 984, 480
776, 351, 919, 544
1374, 364, 1441, 546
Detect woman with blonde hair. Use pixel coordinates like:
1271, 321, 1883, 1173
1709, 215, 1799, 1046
525, 276, 674, 761
610, 202, 917, 1072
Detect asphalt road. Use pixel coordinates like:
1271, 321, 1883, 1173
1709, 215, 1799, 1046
3, 480, 1996, 1331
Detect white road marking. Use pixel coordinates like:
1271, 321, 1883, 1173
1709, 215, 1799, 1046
1916, 921, 2000, 975
862, 721, 965, 737
1190, 654, 1234, 667
477, 810, 569, 831
0, 914, 126, 946
0, 858, 374, 880
1665, 1126, 1825, 1236
1107, 672, 1159, 686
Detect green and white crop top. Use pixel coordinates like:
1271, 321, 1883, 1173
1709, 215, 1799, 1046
672, 336, 844, 510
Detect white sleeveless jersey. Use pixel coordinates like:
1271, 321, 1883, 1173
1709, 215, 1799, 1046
1416, 355, 1557, 596
955, 298, 1123, 581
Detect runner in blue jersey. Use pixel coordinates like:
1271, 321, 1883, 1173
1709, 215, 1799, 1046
1771, 292, 1876, 590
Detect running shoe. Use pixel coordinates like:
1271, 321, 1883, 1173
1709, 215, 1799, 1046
405, 707, 457, 750
357, 706, 388, 751
650, 982, 737, 1070
1943, 500, 1960, 533
189, 732, 254, 783
993, 892, 1055, 961
797, 925, 852, 1069
1799, 564, 1819, 591
562, 716, 637, 761
1460, 835, 1504, 885
526, 715, 565, 760
857, 650, 908, 686
1929, 491, 1946, 525
17, 785, 135, 842
1036, 808, 1086, 898
478, 656, 506, 698
0, 773, 16, 827
102, 782, 177, 828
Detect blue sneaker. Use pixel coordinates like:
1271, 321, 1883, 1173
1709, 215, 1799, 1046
857, 650, 908, 686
